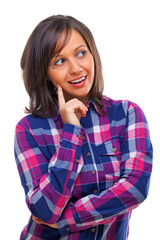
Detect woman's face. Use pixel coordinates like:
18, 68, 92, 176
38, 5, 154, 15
48, 30, 94, 105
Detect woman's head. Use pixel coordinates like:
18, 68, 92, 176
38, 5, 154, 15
21, 15, 104, 117
48, 29, 95, 107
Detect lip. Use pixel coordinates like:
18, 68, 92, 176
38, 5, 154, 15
69, 75, 86, 83
69, 75, 87, 88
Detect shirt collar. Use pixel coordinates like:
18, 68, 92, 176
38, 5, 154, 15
86, 98, 106, 116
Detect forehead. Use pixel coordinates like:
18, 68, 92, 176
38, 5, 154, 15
54, 30, 87, 55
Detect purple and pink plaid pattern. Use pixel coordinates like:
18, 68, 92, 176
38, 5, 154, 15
14, 97, 153, 240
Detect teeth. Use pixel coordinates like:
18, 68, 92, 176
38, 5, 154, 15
70, 76, 86, 84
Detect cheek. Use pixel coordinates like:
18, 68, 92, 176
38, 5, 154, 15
48, 69, 63, 87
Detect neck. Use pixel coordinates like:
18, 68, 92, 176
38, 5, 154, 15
63, 92, 90, 106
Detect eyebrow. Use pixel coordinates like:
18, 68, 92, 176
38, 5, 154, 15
74, 44, 87, 52
51, 44, 87, 61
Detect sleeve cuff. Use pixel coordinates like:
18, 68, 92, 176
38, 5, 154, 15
61, 123, 85, 145
57, 221, 72, 236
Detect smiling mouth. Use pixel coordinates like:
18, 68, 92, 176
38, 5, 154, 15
69, 75, 87, 84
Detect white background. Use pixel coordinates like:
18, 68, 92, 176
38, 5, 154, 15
0, 0, 160, 239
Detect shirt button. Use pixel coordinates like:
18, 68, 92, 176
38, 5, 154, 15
93, 189, 98, 194
66, 228, 70, 231
91, 170, 96, 175
112, 147, 117, 152
77, 134, 82, 139
87, 152, 91, 157
91, 228, 96, 232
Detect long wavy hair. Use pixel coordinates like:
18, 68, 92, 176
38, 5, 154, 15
21, 15, 104, 118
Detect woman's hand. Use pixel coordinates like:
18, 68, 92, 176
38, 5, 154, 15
57, 84, 88, 126
32, 215, 58, 229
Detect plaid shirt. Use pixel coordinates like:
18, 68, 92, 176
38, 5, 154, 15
14, 96, 153, 240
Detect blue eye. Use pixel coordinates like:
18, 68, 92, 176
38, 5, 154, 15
55, 58, 65, 66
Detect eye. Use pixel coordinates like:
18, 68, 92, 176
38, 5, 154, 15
77, 50, 87, 57
54, 58, 65, 66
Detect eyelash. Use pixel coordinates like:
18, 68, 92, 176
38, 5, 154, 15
54, 58, 65, 66
77, 50, 87, 57
54, 50, 87, 66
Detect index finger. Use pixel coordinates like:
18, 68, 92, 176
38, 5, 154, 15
57, 84, 65, 107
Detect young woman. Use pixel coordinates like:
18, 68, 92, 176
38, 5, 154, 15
14, 15, 153, 240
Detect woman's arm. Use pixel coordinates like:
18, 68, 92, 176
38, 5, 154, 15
14, 120, 84, 225
15, 84, 88, 226
49, 101, 153, 235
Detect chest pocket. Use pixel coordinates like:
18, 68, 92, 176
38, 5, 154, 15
96, 139, 122, 182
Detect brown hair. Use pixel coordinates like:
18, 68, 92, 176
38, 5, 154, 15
21, 15, 104, 118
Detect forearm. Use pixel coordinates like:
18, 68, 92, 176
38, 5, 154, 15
56, 158, 152, 234
33, 162, 151, 233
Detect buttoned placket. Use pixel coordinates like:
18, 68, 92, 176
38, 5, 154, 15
82, 138, 99, 195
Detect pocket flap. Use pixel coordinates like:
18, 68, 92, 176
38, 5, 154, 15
96, 139, 121, 156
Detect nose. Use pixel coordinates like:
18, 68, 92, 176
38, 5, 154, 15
69, 59, 82, 75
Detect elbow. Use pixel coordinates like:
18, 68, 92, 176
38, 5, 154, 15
141, 179, 151, 202
26, 193, 61, 224
134, 174, 151, 204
